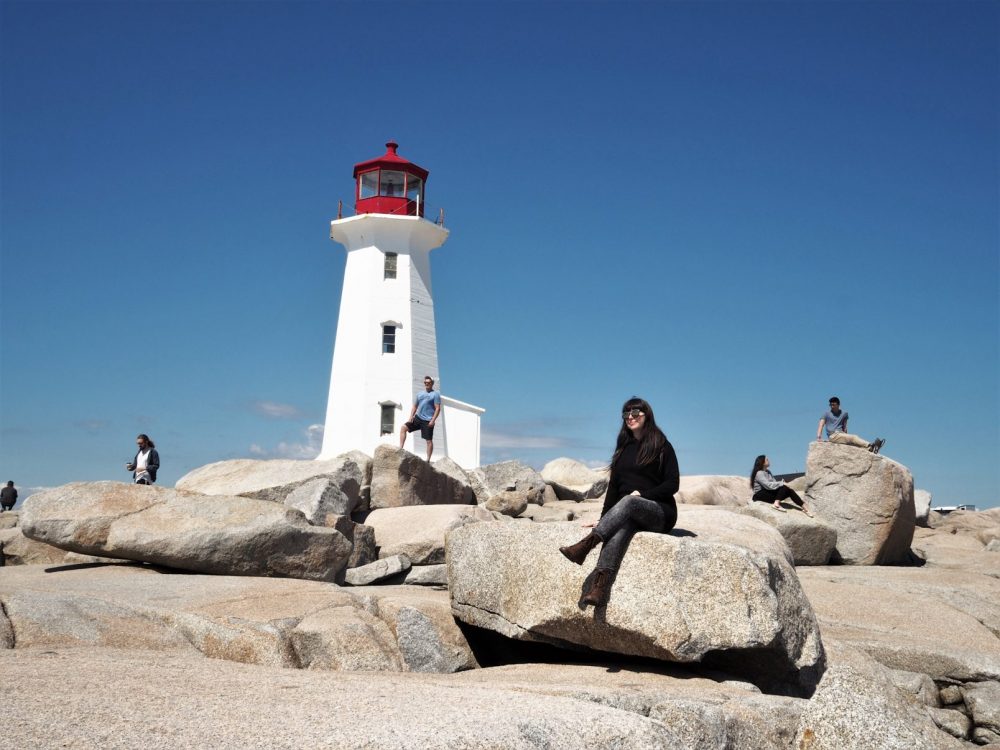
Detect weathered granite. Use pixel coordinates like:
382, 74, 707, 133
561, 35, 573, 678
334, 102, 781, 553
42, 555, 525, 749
402, 564, 448, 586
734, 503, 838, 566
797, 565, 1000, 682
676, 475, 751, 507
176, 451, 371, 515
804, 441, 915, 565
0, 648, 685, 749
447, 510, 823, 694
370, 445, 475, 509
343, 554, 411, 586
794, 643, 965, 749
0, 564, 475, 674
363, 504, 496, 565
20, 482, 352, 581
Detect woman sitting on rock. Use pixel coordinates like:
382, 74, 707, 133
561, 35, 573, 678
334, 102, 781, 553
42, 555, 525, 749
750, 454, 811, 515
559, 397, 679, 607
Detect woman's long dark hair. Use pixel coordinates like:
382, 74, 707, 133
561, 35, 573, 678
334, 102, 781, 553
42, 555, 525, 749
611, 397, 667, 469
137, 434, 155, 449
750, 454, 767, 489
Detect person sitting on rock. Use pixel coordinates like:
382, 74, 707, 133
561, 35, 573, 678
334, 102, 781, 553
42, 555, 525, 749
817, 396, 884, 454
750, 455, 812, 516
126, 434, 159, 485
559, 397, 679, 607
0, 481, 16, 511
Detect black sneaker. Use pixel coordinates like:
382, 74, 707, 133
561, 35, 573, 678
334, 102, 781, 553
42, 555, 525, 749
872, 438, 885, 454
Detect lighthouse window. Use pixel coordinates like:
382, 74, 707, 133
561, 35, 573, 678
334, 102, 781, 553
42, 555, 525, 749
382, 324, 397, 353
359, 170, 378, 199
380, 170, 405, 197
384, 252, 397, 279
405, 176, 423, 203
380, 404, 395, 435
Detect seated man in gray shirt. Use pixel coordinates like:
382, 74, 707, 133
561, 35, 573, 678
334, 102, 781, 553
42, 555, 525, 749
816, 397, 884, 453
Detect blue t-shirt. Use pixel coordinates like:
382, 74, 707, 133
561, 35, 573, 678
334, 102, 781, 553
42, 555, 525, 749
415, 390, 441, 421
822, 409, 849, 438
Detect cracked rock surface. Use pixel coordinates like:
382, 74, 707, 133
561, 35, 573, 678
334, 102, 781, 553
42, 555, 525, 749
446, 510, 825, 694
804, 441, 915, 565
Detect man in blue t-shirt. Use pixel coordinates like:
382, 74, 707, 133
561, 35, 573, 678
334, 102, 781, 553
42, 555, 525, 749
816, 396, 884, 454
399, 375, 442, 461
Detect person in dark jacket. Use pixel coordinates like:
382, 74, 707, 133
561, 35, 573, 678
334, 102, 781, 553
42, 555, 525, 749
126, 434, 160, 485
0, 481, 16, 511
750, 454, 811, 515
559, 396, 679, 606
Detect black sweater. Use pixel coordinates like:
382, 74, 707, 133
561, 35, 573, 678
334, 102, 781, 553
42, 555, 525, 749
601, 439, 680, 517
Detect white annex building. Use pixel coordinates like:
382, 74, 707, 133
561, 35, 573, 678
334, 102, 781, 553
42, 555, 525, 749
316, 142, 484, 469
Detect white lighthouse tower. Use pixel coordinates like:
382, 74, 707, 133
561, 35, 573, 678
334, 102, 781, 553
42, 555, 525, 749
317, 141, 483, 468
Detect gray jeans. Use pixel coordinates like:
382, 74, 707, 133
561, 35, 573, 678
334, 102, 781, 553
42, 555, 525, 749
593, 494, 677, 573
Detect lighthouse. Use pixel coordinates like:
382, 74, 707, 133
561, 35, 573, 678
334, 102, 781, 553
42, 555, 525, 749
317, 142, 483, 468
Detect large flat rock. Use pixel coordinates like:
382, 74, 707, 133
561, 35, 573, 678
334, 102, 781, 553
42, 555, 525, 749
797, 564, 1000, 682
20, 481, 352, 581
804, 442, 915, 564
447, 509, 824, 694
0, 564, 475, 674
795, 642, 965, 749
175, 451, 371, 516
363, 504, 496, 565
2, 647, 684, 749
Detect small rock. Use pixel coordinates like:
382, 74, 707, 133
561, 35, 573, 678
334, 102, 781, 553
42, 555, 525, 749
483, 481, 536, 517
402, 565, 448, 586
914, 489, 932, 527
940, 684, 965, 705
975, 727, 1000, 745
469, 460, 546, 505
676, 475, 751, 507
344, 554, 411, 586
886, 668, 940, 707
963, 681, 1000, 733
928, 706, 971, 740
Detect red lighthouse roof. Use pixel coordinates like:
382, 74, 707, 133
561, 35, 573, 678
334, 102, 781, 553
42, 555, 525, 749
353, 141, 429, 217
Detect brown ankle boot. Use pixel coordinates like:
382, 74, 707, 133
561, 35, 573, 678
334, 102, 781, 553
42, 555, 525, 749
581, 568, 613, 606
559, 531, 602, 565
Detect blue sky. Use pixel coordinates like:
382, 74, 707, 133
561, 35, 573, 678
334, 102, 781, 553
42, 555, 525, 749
2, 1, 997, 509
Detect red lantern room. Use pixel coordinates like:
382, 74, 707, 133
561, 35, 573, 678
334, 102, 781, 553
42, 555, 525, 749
353, 141, 429, 218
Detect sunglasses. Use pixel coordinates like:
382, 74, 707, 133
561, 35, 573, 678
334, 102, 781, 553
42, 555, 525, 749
622, 408, 645, 420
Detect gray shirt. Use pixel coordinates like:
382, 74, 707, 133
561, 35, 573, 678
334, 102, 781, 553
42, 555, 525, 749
822, 409, 849, 438
753, 470, 782, 494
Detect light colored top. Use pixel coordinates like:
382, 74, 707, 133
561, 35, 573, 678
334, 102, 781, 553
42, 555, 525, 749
821, 409, 849, 438
135, 449, 150, 472
753, 470, 782, 494
415, 389, 441, 421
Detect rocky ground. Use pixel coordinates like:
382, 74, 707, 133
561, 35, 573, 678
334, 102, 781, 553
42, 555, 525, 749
1, 445, 998, 749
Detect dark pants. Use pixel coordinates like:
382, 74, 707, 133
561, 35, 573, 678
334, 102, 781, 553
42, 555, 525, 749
593, 495, 677, 574
752, 485, 804, 507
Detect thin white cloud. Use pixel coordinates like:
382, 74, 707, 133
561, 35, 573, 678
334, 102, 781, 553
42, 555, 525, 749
248, 424, 324, 459
250, 400, 305, 419
73, 419, 111, 433
480, 430, 570, 450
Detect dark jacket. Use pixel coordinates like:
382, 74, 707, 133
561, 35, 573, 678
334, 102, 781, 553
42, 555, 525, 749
601, 438, 680, 517
129, 448, 160, 483
0, 485, 16, 507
